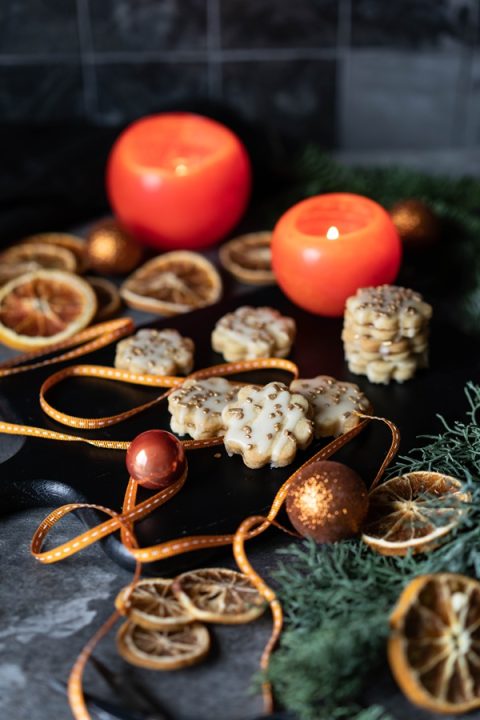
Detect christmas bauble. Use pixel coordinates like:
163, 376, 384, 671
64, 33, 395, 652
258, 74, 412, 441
126, 429, 186, 490
87, 219, 143, 275
389, 199, 440, 249
286, 460, 369, 543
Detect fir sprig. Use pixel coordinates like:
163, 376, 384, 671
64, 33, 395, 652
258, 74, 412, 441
268, 382, 480, 720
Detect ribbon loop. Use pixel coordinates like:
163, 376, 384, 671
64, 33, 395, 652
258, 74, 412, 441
38, 357, 300, 432
0, 318, 134, 377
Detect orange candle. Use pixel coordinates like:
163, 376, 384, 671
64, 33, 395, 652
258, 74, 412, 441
272, 193, 402, 316
107, 113, 251, 251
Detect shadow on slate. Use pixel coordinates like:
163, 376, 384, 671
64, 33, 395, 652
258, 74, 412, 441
0, 285, 479, 575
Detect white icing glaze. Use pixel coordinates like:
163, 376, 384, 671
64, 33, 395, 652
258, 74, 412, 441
346, 285, 432, 331
168, 377, 238, 439
212, 306, 295, 360
115, 328, 194, 376
290, 375, 370, 437
222, 381, 313, 467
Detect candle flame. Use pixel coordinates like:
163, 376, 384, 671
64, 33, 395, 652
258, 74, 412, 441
326, 226, 339, 240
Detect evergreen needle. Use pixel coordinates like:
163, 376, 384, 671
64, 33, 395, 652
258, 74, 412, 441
268, 382, 480, 720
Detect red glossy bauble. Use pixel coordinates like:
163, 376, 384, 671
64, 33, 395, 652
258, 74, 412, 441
126, 429, 186, 490
107, 112, 252, 251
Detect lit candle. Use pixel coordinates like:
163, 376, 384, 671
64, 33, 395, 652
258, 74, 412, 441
272, 193, 402, 316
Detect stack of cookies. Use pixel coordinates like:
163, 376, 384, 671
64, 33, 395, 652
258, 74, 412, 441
342, 285, 432, 384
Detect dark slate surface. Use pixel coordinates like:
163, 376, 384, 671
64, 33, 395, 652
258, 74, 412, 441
2, 126, 480, 719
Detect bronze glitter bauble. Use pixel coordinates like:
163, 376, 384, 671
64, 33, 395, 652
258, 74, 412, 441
86, 219, 143, 275
389, 199, 440, 249
286, 460, 369, 543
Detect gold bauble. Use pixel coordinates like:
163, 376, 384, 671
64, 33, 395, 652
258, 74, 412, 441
286, 460, 369, 544
86, 219, 143, 275
389, 199, 440, 249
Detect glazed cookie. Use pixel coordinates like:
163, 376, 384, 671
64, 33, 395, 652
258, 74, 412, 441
115, 328, 194, 376
211, 306, 295, 362
290, 376, 371, 438
345, 285, 432, 334
343, 285, 432, 385
168, 377, 239, 440
222, 381, 313, 469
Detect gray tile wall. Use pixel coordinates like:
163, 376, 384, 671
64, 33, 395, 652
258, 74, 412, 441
0, 0, 478, 151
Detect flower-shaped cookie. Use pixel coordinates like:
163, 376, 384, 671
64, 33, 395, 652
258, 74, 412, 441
345, 285, 432, 337
222, 381, 313, 469
211, 306, 295, 362
168, 377, 239, 440
290, 375, 371, 438
115, 328, 194, 376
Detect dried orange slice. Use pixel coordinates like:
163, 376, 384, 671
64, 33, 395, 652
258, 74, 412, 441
116, 620, 210, 670
173, 568, 266, 624
115, 578, 194, 630
120, 251, 222, 316
362, 471, 468, 556
21, 233, 89, 273
0, 269, 97, 350
219, 231, 275, 285
0, 242, 78, 284
389, 573, 480, 714
87, 276, 121, 322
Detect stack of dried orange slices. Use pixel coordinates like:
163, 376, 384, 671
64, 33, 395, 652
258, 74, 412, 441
0, 234, 102, 350
115, 568, 265, 670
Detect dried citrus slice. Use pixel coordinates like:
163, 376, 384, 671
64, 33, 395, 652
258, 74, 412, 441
120, 251, 222, 315
0, 242, 78, 284
21, 233, 89, 273
173, 568, 266, 624
116, 620, 210, 670
115, 578, 194, 630
0, 269, 97, 350
362, 471, 469, 556
87, 276, 121, 322
219, 231, 275, 285
389, 573, 480, 714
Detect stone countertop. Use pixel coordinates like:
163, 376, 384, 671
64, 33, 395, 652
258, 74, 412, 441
0, 509, 282, 720
0, 257, 279, 720
2, 145, 480, 720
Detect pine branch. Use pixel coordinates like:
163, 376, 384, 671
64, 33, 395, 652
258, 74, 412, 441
267, 382, 480, 720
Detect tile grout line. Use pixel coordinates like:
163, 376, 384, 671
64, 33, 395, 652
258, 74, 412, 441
75, 0, 98, 119
206, 0, 222, 97
0, 48, 342, 66
336, 0, 352, 149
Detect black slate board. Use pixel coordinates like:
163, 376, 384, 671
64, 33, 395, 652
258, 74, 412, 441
0, 285, 478, 574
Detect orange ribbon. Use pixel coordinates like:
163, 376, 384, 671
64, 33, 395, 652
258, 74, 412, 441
0, 322, 401, 718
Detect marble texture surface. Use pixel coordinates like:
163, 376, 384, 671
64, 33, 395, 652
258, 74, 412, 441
2, 146, 480, 718
0, 509, 279, 720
